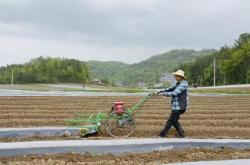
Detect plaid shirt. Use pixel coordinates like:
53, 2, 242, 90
161, 80, 189, 111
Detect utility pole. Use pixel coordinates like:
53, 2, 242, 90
224, 74, 226, 85
247, 70, 249, 84
247, 72, 249, 84
11, 69, 14, 85
213, 56, 216, 86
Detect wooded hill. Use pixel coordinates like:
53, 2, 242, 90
89, 49, 215, 86
0, 33, 248, 87
0, 57, 89, 84
0, 49, 214, 86
180, 33, 250, 86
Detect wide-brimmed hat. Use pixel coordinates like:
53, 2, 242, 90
172, 69, 186, 79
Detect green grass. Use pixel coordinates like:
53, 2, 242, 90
85, 84, 151, 93
3, 84, 250, 94
0, 84, 148, 93
190, 87, 250, 95
0, 84, 82, 92
83, 88, 147, 93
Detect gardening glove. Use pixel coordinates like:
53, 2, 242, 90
157, 91, 164, 96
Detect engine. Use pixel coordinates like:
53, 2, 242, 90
113, 101, 125, 115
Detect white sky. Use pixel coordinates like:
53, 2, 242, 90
0, 0, 250, 66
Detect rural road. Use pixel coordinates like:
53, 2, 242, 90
0, 89, 243, 96
190, 84, 250, 89
1, 128, 250, 164
0, 89, 148, 96
1, 138, 250, 157
0, 127, 80, 138
49, 83, 250, 90
1, 83, 249, 96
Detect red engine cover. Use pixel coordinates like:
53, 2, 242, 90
114, 101, 124, 114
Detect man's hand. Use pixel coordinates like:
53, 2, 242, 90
157, 92, 164, 96
148, 92, 165, 97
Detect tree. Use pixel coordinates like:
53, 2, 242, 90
235, 33, 250, 48
247, 70, 250, 84
0, 57, 90, 84
179, 33, 250, 86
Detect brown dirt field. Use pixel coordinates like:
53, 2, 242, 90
0, 148, 250, 165
0, 96, 250, 139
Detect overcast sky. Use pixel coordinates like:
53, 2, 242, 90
0, 0, 249, 66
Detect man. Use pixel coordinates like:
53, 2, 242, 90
157, 69, 189, 138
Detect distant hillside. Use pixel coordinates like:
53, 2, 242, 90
0, 49, 216, 86
88, 61, 129, 83
180, 33, 250, 86
0, 57, 89, 84
88, 49, 216, 86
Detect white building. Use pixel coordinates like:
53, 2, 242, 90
159, 73, 176, 86
138, 82, 145, 88
93, 79, 102, 85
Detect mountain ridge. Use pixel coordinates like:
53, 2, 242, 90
88, 49, 216, 86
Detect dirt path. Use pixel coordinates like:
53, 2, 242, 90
1, 148, 250, 165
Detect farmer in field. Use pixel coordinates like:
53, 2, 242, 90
157, 69, 188, 138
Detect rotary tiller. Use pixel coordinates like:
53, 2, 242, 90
65, 93, 156, 138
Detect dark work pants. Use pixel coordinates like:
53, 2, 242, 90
160, 110, 185, 137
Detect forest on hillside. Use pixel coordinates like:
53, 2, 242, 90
0, 57, 89, 84
0, 33, 249, 87
89, 49, 215, 86
180, 33, 250, 86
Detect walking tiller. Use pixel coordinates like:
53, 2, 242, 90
64, 93, 156, 138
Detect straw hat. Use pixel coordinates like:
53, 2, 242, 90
172, 69, 186, 79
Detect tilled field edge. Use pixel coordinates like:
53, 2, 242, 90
0, 147, 250, 165
0, 96, 249, 139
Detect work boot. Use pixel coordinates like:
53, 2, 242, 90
159, 130, 167, 137
175, 124, 185, 138
179, 129, 185, 138
179, 134, 185, 138
159, 122, 172, 137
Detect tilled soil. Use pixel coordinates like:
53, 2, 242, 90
0, 96, 250, 139
0, 148, 250, 165
1, 96, 250, 164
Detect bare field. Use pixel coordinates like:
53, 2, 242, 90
0, 96, 250, 139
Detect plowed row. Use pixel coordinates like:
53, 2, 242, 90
0, 96, 250, 138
